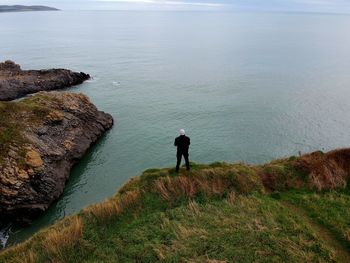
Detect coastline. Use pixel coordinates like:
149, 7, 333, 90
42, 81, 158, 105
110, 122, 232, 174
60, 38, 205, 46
1, 148, 350, 261
0, 61, 113, 229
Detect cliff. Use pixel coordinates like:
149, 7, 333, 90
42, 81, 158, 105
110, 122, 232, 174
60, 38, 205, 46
0, 5, 59, 13
1, 149, 350, 262
0, 92, 113, 225
0, 61, 89, 101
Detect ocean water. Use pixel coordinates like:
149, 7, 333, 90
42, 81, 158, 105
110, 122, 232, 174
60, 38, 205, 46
1, 10, 350, 247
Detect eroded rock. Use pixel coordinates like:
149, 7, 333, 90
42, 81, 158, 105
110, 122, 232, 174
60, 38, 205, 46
0, 91, 113, 224
25, 150, 44, 168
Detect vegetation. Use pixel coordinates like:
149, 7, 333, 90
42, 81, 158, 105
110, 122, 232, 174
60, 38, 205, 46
0, 94, 53, 162
281, 190, 350, 251
1, 152, 350, 262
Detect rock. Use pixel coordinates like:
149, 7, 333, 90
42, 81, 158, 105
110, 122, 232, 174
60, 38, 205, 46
18, 170, 29, 180
25, 150, 44, 168
0, 175, 17, 187
0, 60, 20, 71
0, 61, 90, 101
63, 140, 74, 150
47, 110, 65, 123
0, 187, 18, 197
8, 150, 19, 160
0, 5, 60, 13
0, 91, 114, 225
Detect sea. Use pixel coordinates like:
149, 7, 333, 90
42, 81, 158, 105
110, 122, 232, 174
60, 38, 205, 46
1, 10, 350, 248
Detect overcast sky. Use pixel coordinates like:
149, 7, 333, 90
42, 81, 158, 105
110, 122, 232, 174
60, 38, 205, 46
1, 0, 350, 13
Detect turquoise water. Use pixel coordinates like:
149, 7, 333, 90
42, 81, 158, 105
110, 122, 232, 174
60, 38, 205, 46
1, 10, 350, 247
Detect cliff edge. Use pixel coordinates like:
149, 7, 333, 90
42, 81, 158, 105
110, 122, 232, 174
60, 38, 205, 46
0, 92, 113, 224
1, 149, 350, 262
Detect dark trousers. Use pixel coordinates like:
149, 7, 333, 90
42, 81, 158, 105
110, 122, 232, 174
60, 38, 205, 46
176, 151, 190, 172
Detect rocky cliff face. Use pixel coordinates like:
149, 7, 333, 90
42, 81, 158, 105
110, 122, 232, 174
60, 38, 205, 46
0, 60, 90, 101
0, 92, 113, 224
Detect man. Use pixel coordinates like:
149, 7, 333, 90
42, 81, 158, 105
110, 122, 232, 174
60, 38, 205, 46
174, 129, 191, 172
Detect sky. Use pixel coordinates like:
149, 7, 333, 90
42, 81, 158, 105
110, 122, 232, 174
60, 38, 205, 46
1, 0, 350, 13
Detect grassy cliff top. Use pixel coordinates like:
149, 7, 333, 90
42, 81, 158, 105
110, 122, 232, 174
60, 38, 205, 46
1, 150, 350, 263
0, 93, 54, 163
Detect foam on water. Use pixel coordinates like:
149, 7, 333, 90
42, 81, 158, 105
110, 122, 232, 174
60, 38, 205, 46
0, 224, 11, 249
85, 76, 100, 83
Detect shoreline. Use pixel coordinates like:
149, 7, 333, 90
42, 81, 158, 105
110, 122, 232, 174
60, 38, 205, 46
0, 61, 113, 227
1, 148, 350, 260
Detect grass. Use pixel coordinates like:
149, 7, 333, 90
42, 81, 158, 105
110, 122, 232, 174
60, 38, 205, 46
0, 102, 23, 155
259, 157, 308, 191
0, 95, 53, 164
281, 190, 350, 250
42, 216, 83, 259
1, 155, 350, 262
84, 189, 142, 223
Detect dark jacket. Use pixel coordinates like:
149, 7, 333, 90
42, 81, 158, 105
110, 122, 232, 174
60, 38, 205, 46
174, 135, 190, 153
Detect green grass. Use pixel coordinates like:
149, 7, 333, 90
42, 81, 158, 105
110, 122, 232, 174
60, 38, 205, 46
0, 103, 21, 146
0, 95, 53, 164
84, 195, 335, 263
281, 190, 350, 250
1, 162, 350, 263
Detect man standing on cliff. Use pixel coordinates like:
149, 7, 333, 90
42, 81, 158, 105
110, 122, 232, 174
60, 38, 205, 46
174, 129, 191, 172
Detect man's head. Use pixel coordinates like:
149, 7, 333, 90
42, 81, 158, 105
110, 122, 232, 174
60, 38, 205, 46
180, 129, 185, 136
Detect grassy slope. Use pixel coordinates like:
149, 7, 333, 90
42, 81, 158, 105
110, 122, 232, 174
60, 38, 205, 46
1, 160, 350, 263
281, 190, 350, 251
0, 94, 53, 162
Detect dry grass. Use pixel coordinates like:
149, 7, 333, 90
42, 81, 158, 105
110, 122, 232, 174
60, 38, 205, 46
187, 200, 201, 217
182, 258, 227, 263
207, 259, 227, 263
344, 230, 350, 244
154, 168, 231, 201
259, 159, 306, 191
226, 191, 237, 205
154, 248, 166, 261
230, 165, 263, 194
175, 224, 208, 240
118, 176, 141, 194
154, 174, 226, 201
296, 149, 350, 191
154, 167, 263, 201
259, 148, 350, 191
85, 189, 141, 223
8, 250, 37, 263
42, 216, 83, 258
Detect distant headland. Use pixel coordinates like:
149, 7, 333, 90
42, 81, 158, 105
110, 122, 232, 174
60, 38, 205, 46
0, 5, 59, 13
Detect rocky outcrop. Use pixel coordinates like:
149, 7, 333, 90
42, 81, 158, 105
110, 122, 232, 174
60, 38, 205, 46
0, 92, 113, 224
0, 60, 90, 101
0, 5, 59, 12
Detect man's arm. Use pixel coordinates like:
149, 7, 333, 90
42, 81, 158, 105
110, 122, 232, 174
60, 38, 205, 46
188, 137, 191, 146
174, 138, 178, 147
